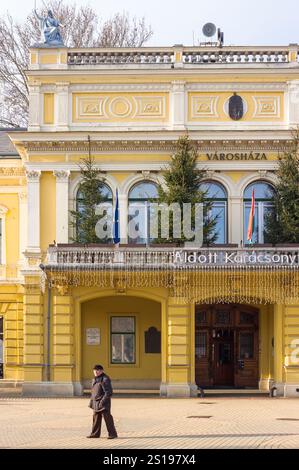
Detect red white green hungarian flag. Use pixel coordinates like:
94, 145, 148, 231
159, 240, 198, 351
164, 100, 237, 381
247, 189, 255, 243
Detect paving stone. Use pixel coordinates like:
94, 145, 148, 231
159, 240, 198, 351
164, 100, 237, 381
0, 396, 299, 449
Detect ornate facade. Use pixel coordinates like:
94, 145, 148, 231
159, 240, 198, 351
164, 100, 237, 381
0, 44, 299, 397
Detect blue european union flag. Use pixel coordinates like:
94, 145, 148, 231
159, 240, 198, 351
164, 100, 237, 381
113, 188, 120, 244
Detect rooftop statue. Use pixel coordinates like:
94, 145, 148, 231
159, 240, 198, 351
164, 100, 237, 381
34, 9, 65, 46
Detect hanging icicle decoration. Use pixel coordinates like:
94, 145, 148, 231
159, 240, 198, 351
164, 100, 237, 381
42, 248, 299, 305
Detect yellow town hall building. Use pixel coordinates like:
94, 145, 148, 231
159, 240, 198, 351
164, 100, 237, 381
0, 42, 299, 397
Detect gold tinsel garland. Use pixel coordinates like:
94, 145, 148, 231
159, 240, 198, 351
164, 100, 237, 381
42, 264, 299, 305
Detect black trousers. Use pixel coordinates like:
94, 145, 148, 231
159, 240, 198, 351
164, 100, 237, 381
90, 409, 117, 438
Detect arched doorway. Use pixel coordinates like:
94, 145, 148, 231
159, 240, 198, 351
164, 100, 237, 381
80, 295, 162, 390
195, 304, 259, 388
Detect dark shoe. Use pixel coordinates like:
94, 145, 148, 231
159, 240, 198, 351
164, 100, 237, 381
107, 435, 118, 439
86, 435, 100, 438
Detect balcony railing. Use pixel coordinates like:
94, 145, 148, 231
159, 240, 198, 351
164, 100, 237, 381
45, 245, 299, 270
67, 45, 298, 66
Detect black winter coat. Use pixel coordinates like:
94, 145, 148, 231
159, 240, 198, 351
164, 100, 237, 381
89, 373, 113, 412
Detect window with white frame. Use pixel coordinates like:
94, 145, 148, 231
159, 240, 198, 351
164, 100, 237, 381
128, 181, 159, 245
243, 181, 275, 244
198, 181, 228, 244
110, 316, 135, 364
76, 182, 113, 243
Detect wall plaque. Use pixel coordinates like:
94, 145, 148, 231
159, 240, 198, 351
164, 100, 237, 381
86, 328, 100, 345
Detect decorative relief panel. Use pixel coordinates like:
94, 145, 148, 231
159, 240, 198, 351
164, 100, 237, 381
78, 97, 105, 117
73, 93, 168, 123
191, 95, 219, 117
188, 92, 283, 122
252, 96, 280, 118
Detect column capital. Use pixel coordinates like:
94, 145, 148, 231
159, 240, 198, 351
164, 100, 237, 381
53, 169, 70, 182
18, 191, 28, 202
26, 169, 41, 182
171, 80, 186, 91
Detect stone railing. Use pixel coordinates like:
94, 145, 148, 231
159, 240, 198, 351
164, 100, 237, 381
67, 45, 298, 66
45, 245, 299, 270
182, 48, 290, 64
67, 48, 174, 65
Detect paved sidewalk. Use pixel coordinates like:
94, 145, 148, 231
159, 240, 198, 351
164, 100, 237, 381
0, 396, 299, 449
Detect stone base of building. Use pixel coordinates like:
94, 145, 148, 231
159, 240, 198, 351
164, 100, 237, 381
82, 378, 160, 391
259, 378, 273, 391
271, 382, 285, 396
0, 380, 23, 389
22, 382, 75, 397
271, 382, 299, 397
160, 382, 198, 398
283, 384, 299, 397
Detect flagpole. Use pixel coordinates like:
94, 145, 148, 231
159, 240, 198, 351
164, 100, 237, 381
247, 189, 255, 245
113, 188, 120, 247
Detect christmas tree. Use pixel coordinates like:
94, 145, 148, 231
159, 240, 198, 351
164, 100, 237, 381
70, 154, 108, 244
265, 131, 299, 244
153, 135, 218, 246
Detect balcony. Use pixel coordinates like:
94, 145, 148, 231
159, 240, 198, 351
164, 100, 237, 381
42, 244, 299, 304
45, 244, 299, 270
66, 45, 298, 67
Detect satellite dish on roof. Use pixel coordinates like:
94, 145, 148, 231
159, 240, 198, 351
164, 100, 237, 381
202, 22, 217, 38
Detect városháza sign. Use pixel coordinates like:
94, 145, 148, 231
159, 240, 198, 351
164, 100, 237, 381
206, 152, 268, 161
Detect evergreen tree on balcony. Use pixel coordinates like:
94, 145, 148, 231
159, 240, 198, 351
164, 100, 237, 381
70, 155, 107, 244
265, 133, 299, 244
153, 135, 218, 246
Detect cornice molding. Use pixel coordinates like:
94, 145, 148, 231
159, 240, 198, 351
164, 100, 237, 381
24, 161, 279, 172
0, 167, 25, 177
69, 83, 172, 92
186, 82, 288, 91
24, 139, 293, 153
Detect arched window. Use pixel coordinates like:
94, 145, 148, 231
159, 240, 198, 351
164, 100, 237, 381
198, 181, 228, 244
76, 182, 113, 242
243, 181, 275, 244
128, 181, 159, 244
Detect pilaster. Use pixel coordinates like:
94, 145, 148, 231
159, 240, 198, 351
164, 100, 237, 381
283, 304, 299, 397
170, 81, 186, 130
119, 193, 128, 243
230, 196, 243, 244
18, 192, 27, 266
25, 170, 41, 256
22, 278, 44, 386
287, 80, 299, 126
160, 297, 197, 397
55, 82, 69, 130
53, 170, 70, 243
273, 303, 284, 395
28, 83, 41, 131
52, 291, 74, 383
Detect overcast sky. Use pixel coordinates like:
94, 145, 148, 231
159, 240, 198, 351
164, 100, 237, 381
0, 0, 299, 46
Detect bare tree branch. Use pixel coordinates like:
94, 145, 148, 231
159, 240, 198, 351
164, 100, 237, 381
0, 2, 153, 128
97, 12, 153, 47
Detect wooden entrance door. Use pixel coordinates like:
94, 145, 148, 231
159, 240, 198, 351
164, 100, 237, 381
212, 329, 234, 386
195, 305, 259, 388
